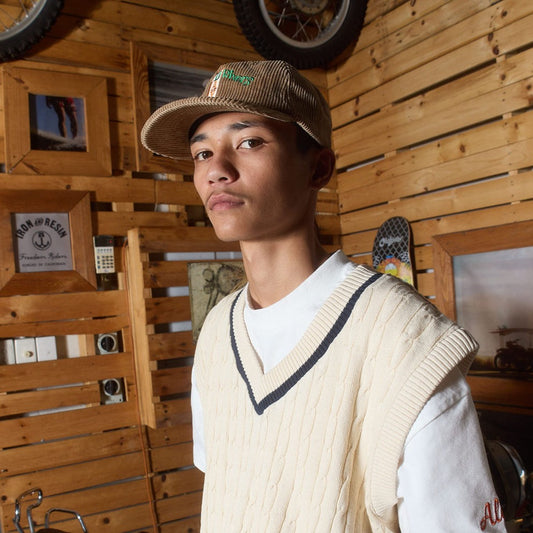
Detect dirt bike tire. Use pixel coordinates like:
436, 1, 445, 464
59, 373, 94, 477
233, 0, 367, 69
494, 354, 510, 371
0, 0, 64, 62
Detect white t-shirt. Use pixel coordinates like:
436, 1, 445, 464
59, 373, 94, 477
191, 251, 506, 532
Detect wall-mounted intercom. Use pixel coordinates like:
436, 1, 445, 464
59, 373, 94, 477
93, 235, 115, 274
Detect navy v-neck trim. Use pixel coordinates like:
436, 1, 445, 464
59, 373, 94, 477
230, 271, 382, 415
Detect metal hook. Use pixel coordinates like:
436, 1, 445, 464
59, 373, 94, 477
45, 508, 88, 532
13, 488, 43, 533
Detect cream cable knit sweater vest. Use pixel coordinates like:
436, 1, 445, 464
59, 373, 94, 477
194, 265, 478, 533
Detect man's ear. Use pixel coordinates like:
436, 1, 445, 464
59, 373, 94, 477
311, 147, 336, 190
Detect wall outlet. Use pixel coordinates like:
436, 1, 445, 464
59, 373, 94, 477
14, 338, 37, 364
96, 332, 119, 354
100, 378, 125, 404
0, 339, 16, 365
36, 336, 57, 362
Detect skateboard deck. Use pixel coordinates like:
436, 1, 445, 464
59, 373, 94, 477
372, 216, 416, 287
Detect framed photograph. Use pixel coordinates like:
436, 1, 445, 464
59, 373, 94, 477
130, 42, 212, 173
2, 66, 111, 175
432, 220, 533, 371
29, 94, 87, 152
188, 261, 245, 341
0, 190, 97, 296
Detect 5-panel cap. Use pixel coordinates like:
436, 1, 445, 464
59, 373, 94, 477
141, 59, 332, 160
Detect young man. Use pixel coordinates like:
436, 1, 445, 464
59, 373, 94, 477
142, 60, 505, 532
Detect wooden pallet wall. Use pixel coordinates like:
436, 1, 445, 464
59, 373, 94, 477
124, 226, 241, 531
0, 293, 149, 532
2, 0, 529, 531
329, 0, 533, 299
0, 1, 268, 532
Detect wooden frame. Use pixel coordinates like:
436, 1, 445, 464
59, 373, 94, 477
433, 221, 533, 414
0, 190, 97, 296
130, 42, 212, 174
432, 220, 533, 320
2, 66, 111, 175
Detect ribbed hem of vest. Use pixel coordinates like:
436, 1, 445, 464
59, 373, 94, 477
369, 325, 479, 528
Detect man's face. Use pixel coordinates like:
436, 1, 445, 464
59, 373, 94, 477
190, 112, 322, 243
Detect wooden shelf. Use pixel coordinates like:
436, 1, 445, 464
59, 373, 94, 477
467, 372, 533, 415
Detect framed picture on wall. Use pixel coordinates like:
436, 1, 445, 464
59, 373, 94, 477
432, 220, 533, 372
188, 261, 245, 341
0, 190, 97, 296
130, 42, 212, 174
1, 66, 112, 176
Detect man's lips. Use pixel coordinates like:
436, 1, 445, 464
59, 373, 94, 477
207, 193, 245, 211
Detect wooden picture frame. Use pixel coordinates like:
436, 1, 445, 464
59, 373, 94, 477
432, 220, 533, 321
130, 42, 212, 174
0, 190, 97, 296
2, 66, 111, 175
433, 221, 533, 414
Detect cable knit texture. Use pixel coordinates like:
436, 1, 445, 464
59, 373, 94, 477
194, 265, 478, 533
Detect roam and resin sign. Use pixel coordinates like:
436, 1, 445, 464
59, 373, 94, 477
13, 213, 73, 273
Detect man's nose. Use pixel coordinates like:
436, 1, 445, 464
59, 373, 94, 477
207, 152, 238, 184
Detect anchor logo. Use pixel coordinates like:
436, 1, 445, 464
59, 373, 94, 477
32, 230, 52, 251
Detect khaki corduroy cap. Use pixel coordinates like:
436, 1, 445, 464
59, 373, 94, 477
141, 60, 332, 160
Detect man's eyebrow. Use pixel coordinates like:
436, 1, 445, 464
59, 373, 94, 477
190, 132, 207, 145
189, 120, 264, 145
229, 120, 263, 131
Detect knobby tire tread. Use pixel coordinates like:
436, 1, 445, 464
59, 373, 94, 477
0, 0, 64, 62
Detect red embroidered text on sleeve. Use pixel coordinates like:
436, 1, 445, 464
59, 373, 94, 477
480, 498, 504, 530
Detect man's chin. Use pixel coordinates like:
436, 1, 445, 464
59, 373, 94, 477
212, 229, 240, 243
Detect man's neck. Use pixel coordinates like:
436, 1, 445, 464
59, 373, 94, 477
240, 235, 329, 309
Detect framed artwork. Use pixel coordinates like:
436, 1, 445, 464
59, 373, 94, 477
432, 220, 533, 371
130, 42, 212, 173
0, 190, 97, 296
188, 261, 245, 341
1, 66, 111, 175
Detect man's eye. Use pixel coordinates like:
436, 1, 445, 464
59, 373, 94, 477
240, 138, 263, 149
193, 150, 211, 161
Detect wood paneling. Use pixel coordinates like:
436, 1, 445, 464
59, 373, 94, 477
334, 2, 533, 464
0, 0, 531, 530
335, 1, 533, 305
0, 2, 247, 530
125, 225, 240, 430
124, 226, 237, 528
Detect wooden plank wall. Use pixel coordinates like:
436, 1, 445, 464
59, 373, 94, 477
124, 226, 241, 531
329, 0, 533, 300
1, 0, 530, 531
0, 294, 148, 532
0, 2, 270, 532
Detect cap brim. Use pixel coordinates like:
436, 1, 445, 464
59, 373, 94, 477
141, 96, 294, 160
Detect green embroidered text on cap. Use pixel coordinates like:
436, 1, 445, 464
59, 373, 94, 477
215, 69, 254, 86
141, 59, 333, 159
